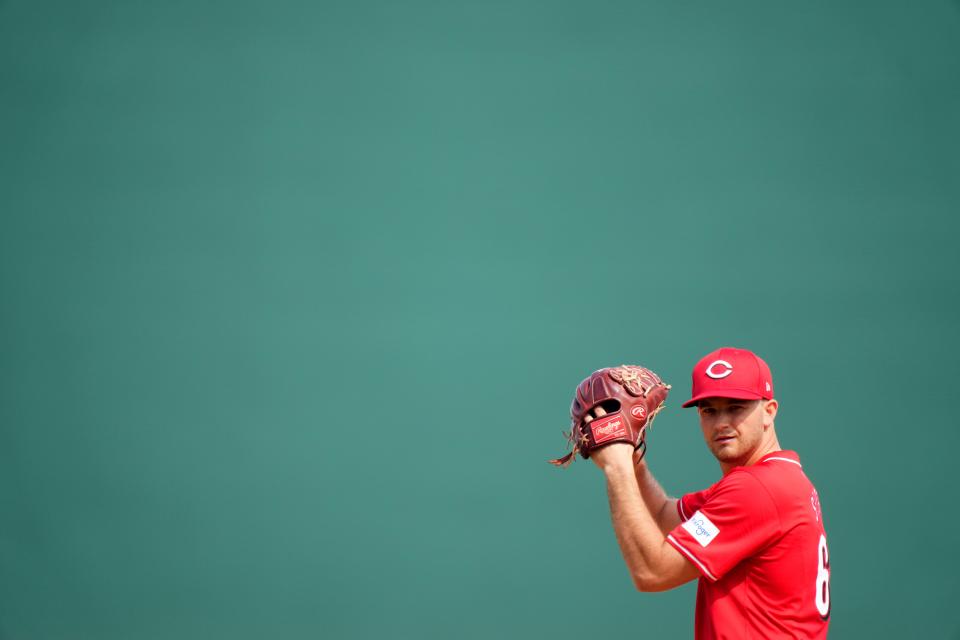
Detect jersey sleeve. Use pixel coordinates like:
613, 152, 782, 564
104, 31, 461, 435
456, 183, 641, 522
667, 471, 781, 582
677, 488, 711, 521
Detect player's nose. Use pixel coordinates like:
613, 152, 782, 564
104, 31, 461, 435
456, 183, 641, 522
712, 413, 732, 429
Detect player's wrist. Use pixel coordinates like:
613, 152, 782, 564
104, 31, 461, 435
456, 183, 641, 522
633, 445, 651, 464
591, 443, 635, 472
633, 452, 650, 471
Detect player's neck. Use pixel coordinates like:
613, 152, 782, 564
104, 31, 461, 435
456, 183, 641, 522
720, 431, 782, 475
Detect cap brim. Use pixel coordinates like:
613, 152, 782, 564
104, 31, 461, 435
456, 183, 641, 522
681, 389, 767, 408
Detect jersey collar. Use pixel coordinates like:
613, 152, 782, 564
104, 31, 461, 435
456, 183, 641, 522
759, 450, 802, 467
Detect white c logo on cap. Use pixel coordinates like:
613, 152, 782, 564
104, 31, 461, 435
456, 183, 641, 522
705, 360, 733, 379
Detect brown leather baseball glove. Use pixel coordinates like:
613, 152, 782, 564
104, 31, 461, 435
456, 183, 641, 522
549, 365, 670, 467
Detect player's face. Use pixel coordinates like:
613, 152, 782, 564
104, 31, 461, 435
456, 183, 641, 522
697, 398, 769, 466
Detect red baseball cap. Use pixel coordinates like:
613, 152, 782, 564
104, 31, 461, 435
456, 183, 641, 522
681, 347, 774, 408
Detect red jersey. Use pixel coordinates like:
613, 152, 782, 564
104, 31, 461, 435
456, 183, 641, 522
666, 451, 831, 639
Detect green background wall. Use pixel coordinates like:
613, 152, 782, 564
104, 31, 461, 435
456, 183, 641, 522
2, 1, 958, 638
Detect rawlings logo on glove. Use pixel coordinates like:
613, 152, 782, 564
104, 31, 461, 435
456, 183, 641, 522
549, 365, 670, 467
590, 414, 628, 444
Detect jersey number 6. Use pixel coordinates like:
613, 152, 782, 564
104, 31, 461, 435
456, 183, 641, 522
815, 534, 831, 619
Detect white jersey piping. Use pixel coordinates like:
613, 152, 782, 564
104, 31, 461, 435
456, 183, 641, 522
667, 534, 718, 582
763, 456, 802, 467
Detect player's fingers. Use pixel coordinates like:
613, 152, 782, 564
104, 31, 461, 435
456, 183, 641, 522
584, 405, 608, 424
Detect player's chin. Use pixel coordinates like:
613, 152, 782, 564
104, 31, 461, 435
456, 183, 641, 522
710, 442, 741, 462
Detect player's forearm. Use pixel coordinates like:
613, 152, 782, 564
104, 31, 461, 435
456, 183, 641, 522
632, 457, 679, 535
601, 458, 672, 590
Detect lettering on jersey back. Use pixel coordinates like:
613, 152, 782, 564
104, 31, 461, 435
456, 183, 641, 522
810, 489, 822, 523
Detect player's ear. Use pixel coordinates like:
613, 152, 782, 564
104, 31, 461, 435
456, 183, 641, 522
762, 399, 778, 427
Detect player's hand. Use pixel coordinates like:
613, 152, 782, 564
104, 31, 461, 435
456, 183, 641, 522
585, 406, 635, 470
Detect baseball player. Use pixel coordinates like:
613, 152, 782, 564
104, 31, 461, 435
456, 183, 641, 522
555, 348, 830, 639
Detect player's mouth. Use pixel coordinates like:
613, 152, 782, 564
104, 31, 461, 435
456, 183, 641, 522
714, 434, 737, 444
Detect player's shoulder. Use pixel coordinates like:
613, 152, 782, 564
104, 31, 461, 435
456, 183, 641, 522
705, 452, 810, 501
745, 450, 807, 479
690, 469, 781, 533
709, 464, 778, 511
741, 450, 815, 501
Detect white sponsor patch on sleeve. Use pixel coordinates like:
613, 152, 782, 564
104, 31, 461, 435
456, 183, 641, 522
681, 510, 720, 547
